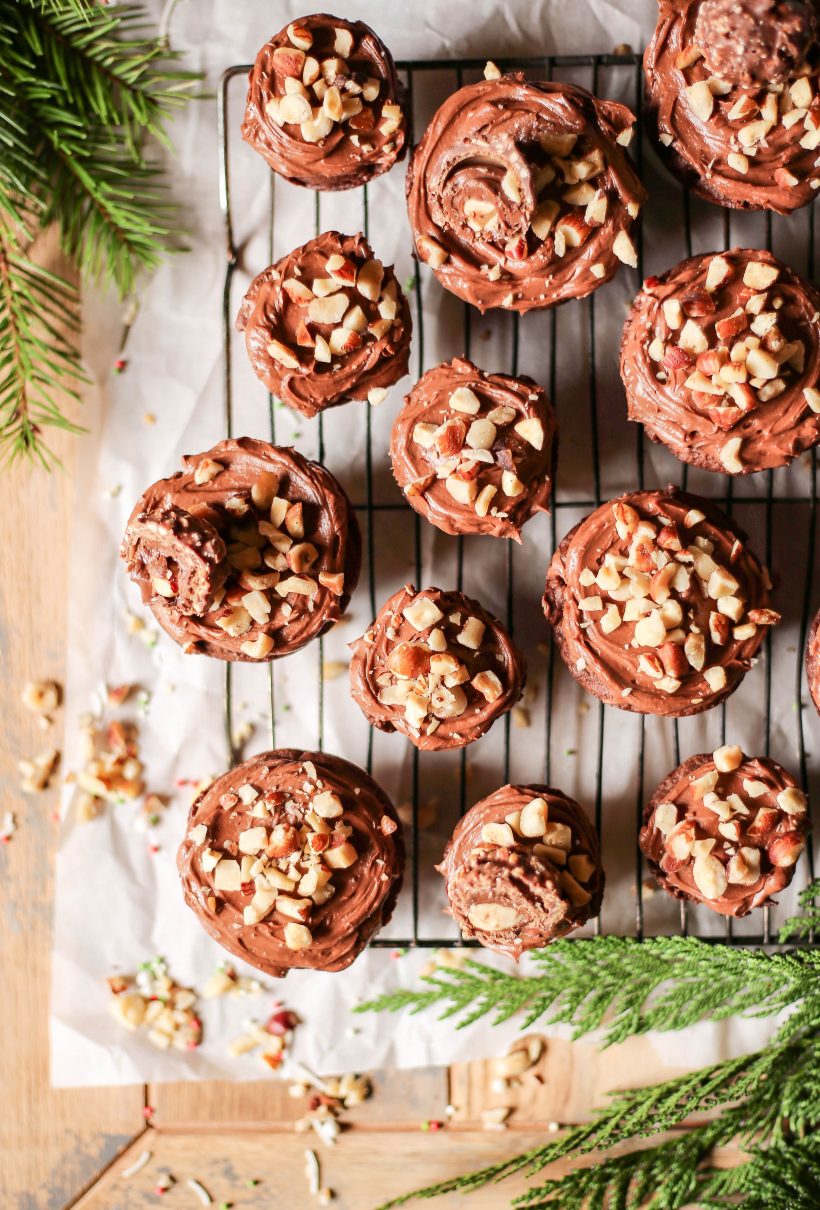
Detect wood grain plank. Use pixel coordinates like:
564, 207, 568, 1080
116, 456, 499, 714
71, 1128, 746, 1210
449, 1033, 690, 1125
0, 232, 146, 1210
149, 1066, 450, 1129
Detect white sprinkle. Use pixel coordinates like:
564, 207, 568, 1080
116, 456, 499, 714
121, 1150, 152, 1178
186, 1178, 212, 1205
289, 1061, 332, 1094
311, 1115, 340, 1147
305, 1149, 321, 1195
0, 811, 16, 841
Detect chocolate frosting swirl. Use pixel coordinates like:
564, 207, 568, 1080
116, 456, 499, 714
695, 0, 817, 87
621, 248, 820, 474
122, 505, 228, 618
806, 606, 820, 714
122, 439, 360, 662
348, 584, 526, 750
237, 231, 412, 419
390, 357, 557, 541
178, 749, 404, 977
543, 487, 777, 716
645, 0, 820, 214
406, 73, 646, 313
437, 784, 604, 957
640, 749, 809, 916
241, 13, 409, 191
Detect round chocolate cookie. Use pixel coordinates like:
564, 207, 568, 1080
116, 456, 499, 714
348, 584, 525, 750
640, 745, 809, 916
241, 14, 408, 191
122, 439, 360, 662
437, 784, 604, 957
806, 606, 820, 713
237, 231, 411, 419
543, 487, 778, 716
645, 0, 820, 214
178, 750, 404, 977
621, 249, 820, 475
405, 67, 646, 313
390, 357, 557, 541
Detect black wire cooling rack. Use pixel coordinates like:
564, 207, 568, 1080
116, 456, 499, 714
218, 53, 818, 950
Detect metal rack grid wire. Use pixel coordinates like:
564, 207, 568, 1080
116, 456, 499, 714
218, 52, 818, 950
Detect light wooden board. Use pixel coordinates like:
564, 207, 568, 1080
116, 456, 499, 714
0, 232, 697, 1210
69, 1129, 744, 1210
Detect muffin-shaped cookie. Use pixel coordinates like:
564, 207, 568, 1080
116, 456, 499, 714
621, 249, 820, 474
437, 785, 604, 956
645, 0, 820, 214
348, 585, 525, 750
178, 750, 404, 977
806, 607, 820, 714
390, 358, 557, 541
543, 487, 778, 716
237, 231, 411, 419
640, 745, 809, 915
122, 439, 360, 661
406, 69, 646, 313
241, 14, 409, 191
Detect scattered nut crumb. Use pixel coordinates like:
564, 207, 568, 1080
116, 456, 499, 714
19, 748, 60, 794
22, 679, 61, 725
322, 659, 348, 681
108, 956, 201, 1051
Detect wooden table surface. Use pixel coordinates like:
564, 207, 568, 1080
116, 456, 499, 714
0, 240, 697, 1210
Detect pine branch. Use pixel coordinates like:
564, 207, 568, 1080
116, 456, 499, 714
357, 935, 820, 1046
375, 1031, 820, 1209
0, 0, 202, 466
365, 884, 820, 1209
0, 216, 86, 467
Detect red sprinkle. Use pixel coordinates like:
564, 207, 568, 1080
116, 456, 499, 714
114, 358, 128, 374
265, 1008, 299, 1036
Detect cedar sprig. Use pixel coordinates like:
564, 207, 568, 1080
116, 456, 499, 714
357, 935, 820, 1046
0, 0, 200, 466
363, 881, 820, 1209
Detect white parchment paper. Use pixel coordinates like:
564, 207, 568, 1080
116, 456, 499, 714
51, 0, 819, 1087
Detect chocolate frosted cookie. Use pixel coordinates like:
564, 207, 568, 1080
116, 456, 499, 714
241, 14, 408, 191
237, 231, 411, 419
621, 249, 820, 474
807, 607, 820, 713
348, 585, 525, 750
178, 750, 404, 977
543, 487, 778, 716
406, 68, 646, 313
122, 439, 360, 662
645, 0, 820, 214
438, 785, 604, 957
640, 745, 809, 916
390, 358, 557, 541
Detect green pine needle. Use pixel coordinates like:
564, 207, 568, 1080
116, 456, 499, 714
0, 0, 201, 467
362, 881, 820, 1210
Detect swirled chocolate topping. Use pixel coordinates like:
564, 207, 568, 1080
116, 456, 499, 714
241, 13, 408, 191
405, 70, 646, 313
437, 784, 603, 957
695, 0, 817, 87
621, 249, 820, 474
178, 749, 404, 977
122, 439, 360, 662
237, 231, 411, 419
390, 357, 557, 541
806, 607, 820, 713
645, 0, 820, 214
543, 487, 777, 716
348, 585, 525, 750
640, 746, 809, 916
